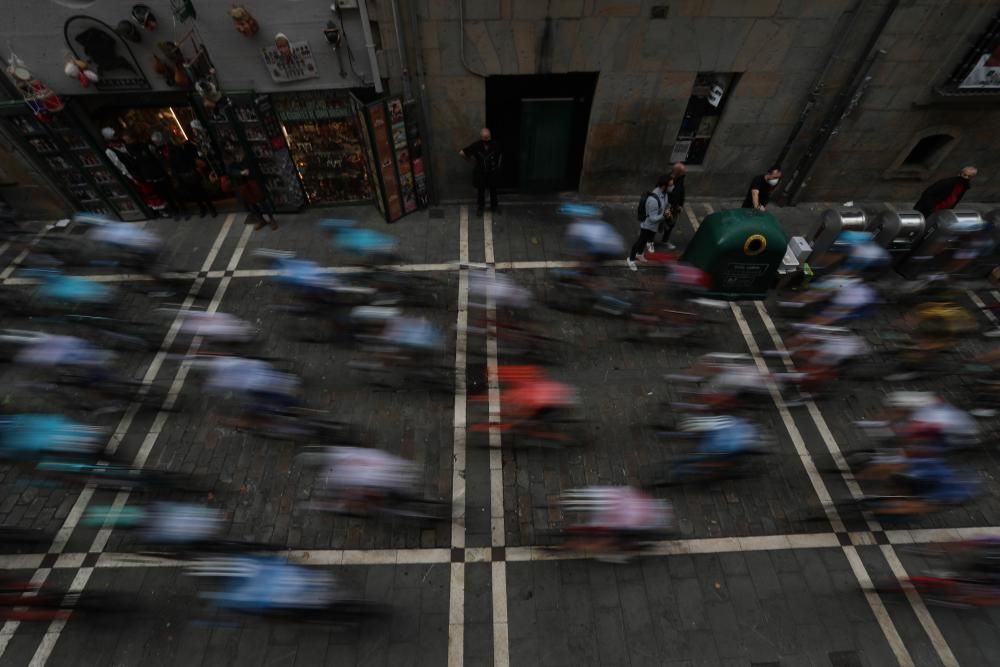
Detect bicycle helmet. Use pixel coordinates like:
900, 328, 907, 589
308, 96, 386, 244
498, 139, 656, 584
885, 391, 937, 410
558, 203, 601, 219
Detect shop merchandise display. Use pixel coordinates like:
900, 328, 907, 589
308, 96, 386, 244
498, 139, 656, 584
208, 98, 305, 212
275, 94, 370, 205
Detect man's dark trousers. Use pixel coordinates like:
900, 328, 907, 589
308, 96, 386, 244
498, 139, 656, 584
477, 184, 497, 214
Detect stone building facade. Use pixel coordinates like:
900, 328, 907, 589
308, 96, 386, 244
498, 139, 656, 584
382, 0, 1000, 203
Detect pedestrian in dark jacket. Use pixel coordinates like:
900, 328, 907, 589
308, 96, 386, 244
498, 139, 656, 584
914, 167, 977, 218
655, 162, 686, 251
459, 127, 502, 216
160, 135, 217, 218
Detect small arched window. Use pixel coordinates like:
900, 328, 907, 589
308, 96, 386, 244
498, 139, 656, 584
884, 127, 961, 180
902, 134, 956, 169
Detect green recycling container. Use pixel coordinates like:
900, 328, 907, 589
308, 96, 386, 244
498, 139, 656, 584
680, 208, 787, 299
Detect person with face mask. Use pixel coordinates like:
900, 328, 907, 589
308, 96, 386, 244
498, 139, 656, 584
459, 127, 502, 216
650, 162, 687, 253
742, 165, 782, 211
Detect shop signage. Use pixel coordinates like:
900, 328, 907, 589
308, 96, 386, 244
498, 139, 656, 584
65, 16, 151, 91
959, 44, 1000, 89
941, 12, 1000, 94
261, 40, 319, 83
387, 97, 417, 213
368, 102, 402, 221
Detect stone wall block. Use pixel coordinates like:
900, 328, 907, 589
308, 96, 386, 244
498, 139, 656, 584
484, 20, 519, 73
549, 0, 586, 17
569, 17, 604, 70
511, 20, 538, 72
736, 71, 782, 98
512, 0, 550, 20
552, 19, 582, 71
645, 18, 701, 69
732, 19, 796, 71
593, 0, 642, 16
420, 20, 440, 49
462, 21, 500, 73
703, 0, 780, 17
713, 18, 756, 70
776, 0, 852, 19
428, 0, 454, 20
464, 0, 502, 19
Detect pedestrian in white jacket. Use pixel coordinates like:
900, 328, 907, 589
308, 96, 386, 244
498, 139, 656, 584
626, 175, 672, 271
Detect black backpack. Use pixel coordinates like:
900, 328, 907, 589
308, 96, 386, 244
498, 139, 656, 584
636, 191, 658, 221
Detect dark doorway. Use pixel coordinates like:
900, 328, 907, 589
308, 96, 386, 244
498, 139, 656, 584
486, 73, 597, 193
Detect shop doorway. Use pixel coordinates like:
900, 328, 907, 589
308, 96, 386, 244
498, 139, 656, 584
485, 73, 597, 193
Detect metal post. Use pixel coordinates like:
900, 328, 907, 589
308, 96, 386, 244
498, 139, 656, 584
357, 0, 383, 93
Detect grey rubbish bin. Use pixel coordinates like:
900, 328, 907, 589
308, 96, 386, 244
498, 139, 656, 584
806, 208, 867, 272
868, 210, 925, 260
897, 209, 983, 279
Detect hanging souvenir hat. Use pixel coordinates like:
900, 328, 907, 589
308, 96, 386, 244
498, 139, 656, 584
64, 57, 98, 88
115, 19, 142, 43
275, 33, 293, 59
229, 6, 259, 37
132, 4, 157, 31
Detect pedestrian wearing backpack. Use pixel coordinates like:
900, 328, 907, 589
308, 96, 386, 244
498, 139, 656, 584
627, 175, 672, 271
459, 127, 502, 216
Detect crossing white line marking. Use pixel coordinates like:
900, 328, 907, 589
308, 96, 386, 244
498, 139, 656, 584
0, 213, 239, 661
730, 302, 914, 667
447, 205, 470, 667
25, 220, 253, 667
671, 192, 916, 667
684, 204, 701, 232
753, 301, 958, 667
0, 224, 53, 281
3, 525, 1000, 571
483, 209, 510, 667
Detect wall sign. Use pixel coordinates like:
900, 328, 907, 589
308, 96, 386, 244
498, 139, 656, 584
960, 45, 1000, 89
261, 40, 318, 82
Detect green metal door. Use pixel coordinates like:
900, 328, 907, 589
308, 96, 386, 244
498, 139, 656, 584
519, 98, 574, 191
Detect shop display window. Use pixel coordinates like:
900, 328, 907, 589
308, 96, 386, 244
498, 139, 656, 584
274, 92, 371, 205
208, 96, 305, 212
3, 111, 142, 219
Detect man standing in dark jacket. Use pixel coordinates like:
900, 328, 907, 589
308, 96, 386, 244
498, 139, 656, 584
459, 127, 502, 216
914, 166, 977, 217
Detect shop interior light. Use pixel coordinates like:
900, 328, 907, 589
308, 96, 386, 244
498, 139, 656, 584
169, 107, 189, 141
281, 123, 293, 148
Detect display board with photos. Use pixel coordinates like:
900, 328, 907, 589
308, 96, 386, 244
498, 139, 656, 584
366, 101, 402, 221
387, 97, 417, 214
403, 100, 429, 208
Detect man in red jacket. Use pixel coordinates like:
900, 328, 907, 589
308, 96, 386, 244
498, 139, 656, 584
914, 166, 977, 217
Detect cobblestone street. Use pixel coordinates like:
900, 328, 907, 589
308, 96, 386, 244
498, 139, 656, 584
2, 197, 1000, 666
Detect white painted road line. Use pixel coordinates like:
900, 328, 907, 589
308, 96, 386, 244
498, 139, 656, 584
448, 205, 470, 667
684, 204, 700, 232
4, 524, 1000, 571
731, 302, 914, 667
483, 210, 511, 667
753, 301, 958, 667
25, 220, 252, 667
0, 213, 238, 661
